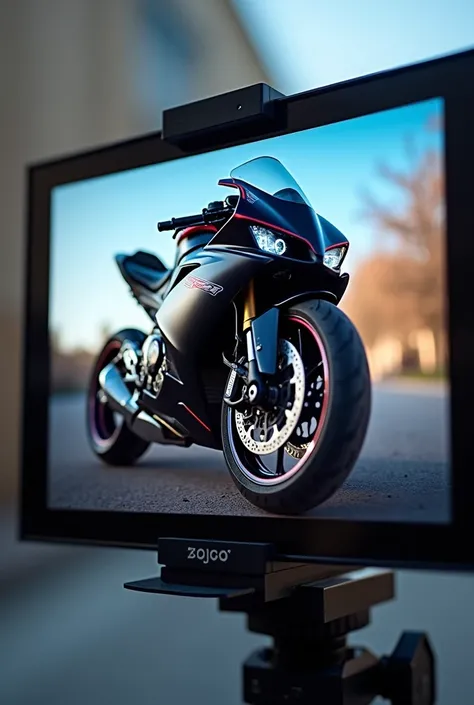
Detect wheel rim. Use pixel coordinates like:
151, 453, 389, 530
226, 315, 330, 486
234, 338, 306, 454
88, 341, 123, 448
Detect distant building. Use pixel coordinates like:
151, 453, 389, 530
130, 0, 275, 132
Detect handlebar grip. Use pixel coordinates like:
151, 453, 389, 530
157, 220, 174, 231
157, 213, 205, 231
157, 207, 232, 232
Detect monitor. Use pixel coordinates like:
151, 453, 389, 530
21, 48, 474, 570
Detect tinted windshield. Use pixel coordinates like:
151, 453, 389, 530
230, 156, 312, 206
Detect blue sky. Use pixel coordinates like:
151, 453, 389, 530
50, 97, 442, 352
232, 0, 474, 93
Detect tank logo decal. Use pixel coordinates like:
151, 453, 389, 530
184, 274, 223, 296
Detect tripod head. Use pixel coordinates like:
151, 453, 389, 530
125, 539, 435, 705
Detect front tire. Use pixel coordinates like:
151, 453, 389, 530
87, 329, 150, 466
222, 299, 371, 514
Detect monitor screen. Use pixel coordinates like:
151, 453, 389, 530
47, 96, 449, 525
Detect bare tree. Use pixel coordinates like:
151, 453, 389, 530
343, 253, 422, 348
345, 117, 446, 367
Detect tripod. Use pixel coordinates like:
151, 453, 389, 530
125, 540, 435, 705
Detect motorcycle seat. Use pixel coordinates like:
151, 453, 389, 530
118, 250, 170, 292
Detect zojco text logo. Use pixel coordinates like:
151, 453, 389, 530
187, 547, 232, 564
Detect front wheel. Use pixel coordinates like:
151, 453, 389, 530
221, 299, 371, 514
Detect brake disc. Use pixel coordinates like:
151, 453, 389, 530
234, 339, 305, 456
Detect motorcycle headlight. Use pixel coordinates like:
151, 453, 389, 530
323, 246, 346, 270
250, 225, 287, 256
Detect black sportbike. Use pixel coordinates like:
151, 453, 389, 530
87, 156, 371, 514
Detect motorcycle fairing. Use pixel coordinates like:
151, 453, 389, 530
149, 253, 348, 448
215, 178, 349, 256
317, 214, 350, 252
149, 248, 273, 448
174, 224, 218, 266
215, 179, 324, 258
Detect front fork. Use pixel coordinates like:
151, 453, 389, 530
224, 280, 280, 407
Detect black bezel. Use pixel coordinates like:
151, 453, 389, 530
21, 48, 474, 570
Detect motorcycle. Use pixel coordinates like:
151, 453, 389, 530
87, 156, 371, 514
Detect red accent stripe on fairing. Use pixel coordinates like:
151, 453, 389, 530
218, 179, 246, 199
325, 241, 349, 251
179, 402, 211, 432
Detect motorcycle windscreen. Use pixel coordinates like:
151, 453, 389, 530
230, 156, 326, 255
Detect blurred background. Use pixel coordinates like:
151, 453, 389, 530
0, 0, 473, 702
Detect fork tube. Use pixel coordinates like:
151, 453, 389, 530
243, 279, 256, 331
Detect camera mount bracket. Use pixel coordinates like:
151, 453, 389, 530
125, 538, 435, 704
125, 538, 355, 599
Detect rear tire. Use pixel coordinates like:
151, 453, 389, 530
86, 329, 150, 466
222, 299, 371, 514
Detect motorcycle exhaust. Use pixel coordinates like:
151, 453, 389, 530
132, 410, 184, 445
98, 362, 187, 447
98, 363, 138, 418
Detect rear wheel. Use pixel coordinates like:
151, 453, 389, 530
86, 329, 150, 466
221, 299, 371, 514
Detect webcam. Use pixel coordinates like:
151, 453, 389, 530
162, 83, 285, 150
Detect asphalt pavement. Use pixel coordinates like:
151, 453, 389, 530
48, 380, 450, 522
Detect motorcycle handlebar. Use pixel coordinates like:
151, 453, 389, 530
157, 207, 232, 232
157, 214, 202, 232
